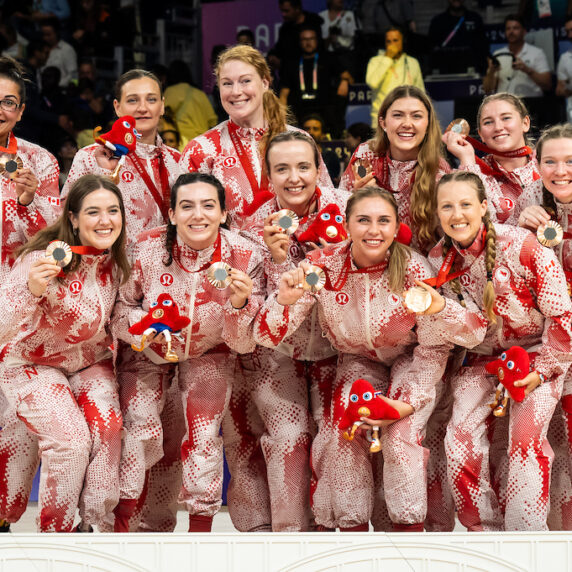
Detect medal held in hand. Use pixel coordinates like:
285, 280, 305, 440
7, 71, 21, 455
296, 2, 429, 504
275, 209, 299, 235
46, 241, 73, 267
0, 154, 23, 180
207, 261, 233, 289
304, 265, 326, 293
403, 286, 431, 313
446, 118, 470, 136
537, 220, 563, 247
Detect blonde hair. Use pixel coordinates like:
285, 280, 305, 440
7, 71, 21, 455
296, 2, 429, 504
215, 45, 290, 157
536, 123, 572, 217
346, 186, 410, 293
369, 85, 444, 252
437, 171, 497, 323
476, 92, 530, 146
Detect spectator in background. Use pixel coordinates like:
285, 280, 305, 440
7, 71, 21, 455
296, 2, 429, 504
164, 59, 218, 147
279, 25, 349, 136
236, 28, 255, 46
358, 0, 416, 35
556, 15, 572, 121
366, 27, 424, 129
319, 0, 357, 52
344, 121, 372, 167
302, 113, 342, 184
268, 0, 323, 72
20, 39, 49, 89
483, 14, 551, 96
77, 59, 108, 96
41, 18, 77, 88
11, 0, 70, 41
56, 134, 78, 189
160, 128, 181, 151
428, 0, 488, 74
70, 0, 113, 59
0, 22, 27, 60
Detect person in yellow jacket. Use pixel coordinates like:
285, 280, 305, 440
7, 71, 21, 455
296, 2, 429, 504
366, 29, 424, 129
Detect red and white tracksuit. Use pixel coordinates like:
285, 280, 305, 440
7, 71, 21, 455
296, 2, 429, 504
255, 244, 478, 529
180, 120, 333, 231
0, 136, 61, 529
0, 250, 122, 532
111, 227, 265, 530
461, 156, 541, 225
224, 187, 347, 531
340, 142, 450, 253
428, 223, 572, 531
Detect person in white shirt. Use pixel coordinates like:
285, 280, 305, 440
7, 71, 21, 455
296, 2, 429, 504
41, 18, 77, 88
483, 14, 551, 97
556, 16, 572, 121
319, 0, 357, 52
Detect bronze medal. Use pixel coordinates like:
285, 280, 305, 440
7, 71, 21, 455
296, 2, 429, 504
0, 154, 23, 180
357, 165, 367, 178
446, 118, 470, 136
404, 286, 431, 313
207, 261, 233, 289
304, 265, 326, 293
275, 209, 299, 235
45, 240, 73, 267
537, 220, 563, 247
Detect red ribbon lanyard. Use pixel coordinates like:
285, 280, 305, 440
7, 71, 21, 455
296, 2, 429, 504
466, 136, 532, 159
373, 154, 416, 192
129, 151, 171, 222
322, 247, 389, 291
423, 248, 469, 288
228, 122, 269, 196
173, 232, 222, 273
70, 246, 106, 255
0, 132, 17, 154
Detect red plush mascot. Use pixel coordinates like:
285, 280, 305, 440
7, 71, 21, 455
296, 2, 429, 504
93, 115, 141, 182
298, 204, 347, 243
485, 346, 529, 417
129, 293, 190, 363
339, 378, 400, 453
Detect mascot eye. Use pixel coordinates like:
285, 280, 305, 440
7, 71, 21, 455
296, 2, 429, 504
122, 121, 131, 129
151, 301, 158, 307
350, 394, 358, 403
362, 391, 373, 401
321, 213, 331, 221
500, 352, 507, 361
507, 360, 515, 370
162, 299, 173, 307
335, 215, 343, 223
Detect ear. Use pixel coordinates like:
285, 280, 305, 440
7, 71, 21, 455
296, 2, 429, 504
160, 96, 165, 117
220, 209, 227, 225
262, 78, 270, 92
522, 114, 531, 134
168, 207, 176, 226
113, 98, 120, 117
16, 103, 25, 123
480, 199, 488, 218
68, 210, 78, 230
379, 116, 386, 131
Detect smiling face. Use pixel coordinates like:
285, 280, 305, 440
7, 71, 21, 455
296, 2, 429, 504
69, 188, 123, 250
114, 77, 164, 142
346, 196, 398, 268
218, 59, 269, 128
380, 96, 429, 161
267, 140, 319, 216
437, 180, 488, 248
539, 138, 572, 204
478, 99, 529, 154
0, 77, 24, 143
168, 182, 227, 250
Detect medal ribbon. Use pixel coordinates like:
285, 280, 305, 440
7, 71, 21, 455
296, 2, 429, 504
373, 154, 416, 193
173, 232, 222, 274
423, 248, 470, 288
299, 54, 318, 95
0, 132, 17, 154
466, 136, 532, 159
129, 151, 171, 222
70, 246, 106, 255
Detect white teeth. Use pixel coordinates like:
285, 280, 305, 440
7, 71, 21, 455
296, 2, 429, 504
190, 225, 207, 229
553, 180, 571, 185
364, 239, 382, 245
95, 229, 112, 234
451, 224, 468, 229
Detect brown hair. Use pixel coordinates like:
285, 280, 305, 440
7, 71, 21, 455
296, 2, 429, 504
215, 45, 290, 156
114, 69, 163, 101
536, 123, 572, 217
476, 92, 530, 144
437, 171, 497, 323
19, 174, 130, 283
264, 130, 320, 172
346, 186, 410, 293
369, 85, 444, 252
0, 55, 27, 104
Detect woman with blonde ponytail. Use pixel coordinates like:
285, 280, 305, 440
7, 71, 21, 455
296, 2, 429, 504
431, 170, 572, 532
340, 85, 450, 253
181, 45, 333, 231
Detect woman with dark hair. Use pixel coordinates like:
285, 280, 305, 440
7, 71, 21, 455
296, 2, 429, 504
0, 174, 129, 532
111, 172, 265, 532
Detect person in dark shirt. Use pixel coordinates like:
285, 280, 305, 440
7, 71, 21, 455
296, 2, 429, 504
428, 0, 488, 74
302, 113, 341, 184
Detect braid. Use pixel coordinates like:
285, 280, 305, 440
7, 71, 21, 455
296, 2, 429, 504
541, 185, 557, 218
483, 214, 497, 324
442, 236, 466, 307
163, 222, 177, 266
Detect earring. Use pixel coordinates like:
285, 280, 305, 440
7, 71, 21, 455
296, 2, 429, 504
73, 226, 78, 236
394, 233, 397, 238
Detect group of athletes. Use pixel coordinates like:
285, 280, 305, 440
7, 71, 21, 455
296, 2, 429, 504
1, 42, 572, 535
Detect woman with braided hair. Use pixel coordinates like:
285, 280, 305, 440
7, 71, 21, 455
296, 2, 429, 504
340, 85, 450, 254
431, 170, 572, 531
443, 93, 541, 226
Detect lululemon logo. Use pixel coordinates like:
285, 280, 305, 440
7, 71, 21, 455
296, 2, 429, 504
223, 156, 237, 168
387, 293, 400, 306
160, 273, 174, 286
289, 244, 301, 259
460, 274, 472, 286
121, 170, 135, 183
69, 280, 83, 295
494, 266, 510, 283
335, 292, 349, 305
500, 197, 514, 211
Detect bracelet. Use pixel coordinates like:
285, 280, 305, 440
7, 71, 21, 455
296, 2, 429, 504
536, 371, 546, 384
